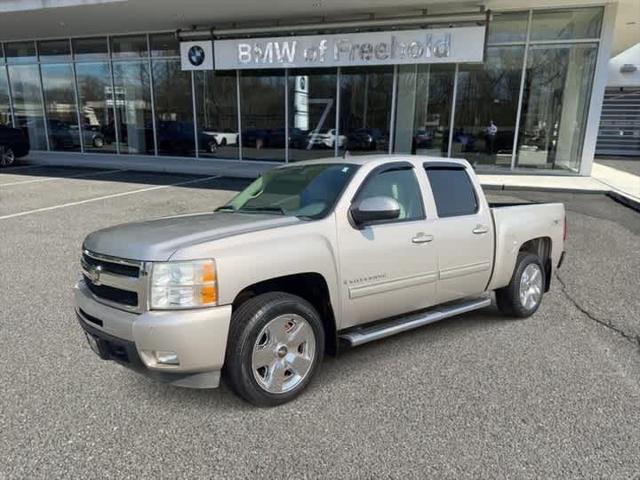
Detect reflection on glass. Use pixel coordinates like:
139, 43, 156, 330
0, 69, 13, 125
76, 62, 116, 153
152, 59, 195, 157
38, 40, 71, 63
516, 44, 598, 172
339, 66, 393, 155
111, 35, 148, 59
41, 63, 80, 151
5, 42, 37, 64
113, 61, 153, 154
194, 70, 239, 159
72, 37, 108, 61
288, 68, 337, 161
412, 64, 455, 156
453, 46, 524, 169
150, 34, 180, 57
531, 7, 603, 41
487, 12, 529, 43
239, 70, 285, 161
9, 64, 47, 149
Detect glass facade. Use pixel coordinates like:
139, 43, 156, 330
0, 7, 604, 173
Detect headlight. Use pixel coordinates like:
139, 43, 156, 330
150, 259, 217, 309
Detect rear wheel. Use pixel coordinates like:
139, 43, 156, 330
224, 292, 325, 407
0, 145, 15, 167
496, 253, 545, 318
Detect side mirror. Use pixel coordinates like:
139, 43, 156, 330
351, 196, 401, 227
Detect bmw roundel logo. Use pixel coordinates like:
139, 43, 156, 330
188, 45, 206, 66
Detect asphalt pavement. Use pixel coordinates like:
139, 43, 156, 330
1, 166, 639, 479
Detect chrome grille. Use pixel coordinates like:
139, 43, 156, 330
81, 249, 148, 313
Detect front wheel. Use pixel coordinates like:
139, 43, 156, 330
495, 253, 545, 318
224, 292, 325, 407
0, 145, 16, 167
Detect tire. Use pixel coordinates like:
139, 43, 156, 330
208, 141, 218, 153
93, 136, 104, 148
224, 292, 325, 407
0, 145, 16, 167
220, 138, 227, 146
496, 253, 545, 318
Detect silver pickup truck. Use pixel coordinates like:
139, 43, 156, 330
75, 155, 566, 406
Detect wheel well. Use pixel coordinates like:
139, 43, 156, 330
231, 273, 338, 355
518, 237, 552, 292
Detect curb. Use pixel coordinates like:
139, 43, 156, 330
607, 191, 640, 213
481, 184, 609, 194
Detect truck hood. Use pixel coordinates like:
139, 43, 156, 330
83, 212, 300, 261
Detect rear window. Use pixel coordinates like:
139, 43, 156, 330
425, 167, 478, 218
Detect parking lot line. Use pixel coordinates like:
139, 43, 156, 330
0, 164, 46, 172
0, 168, 126, 187
0, 175, 220, 221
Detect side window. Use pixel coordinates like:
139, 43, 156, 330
425, 167, 478, 218
356, 168, 425, 221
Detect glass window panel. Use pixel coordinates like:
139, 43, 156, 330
487, 11, 529, 44
288, 68, 337, 162
194, 70, 239, 159
38, 40, 71, 63
72, 37, 108, 61
356, 168, 425, 221
0, 69, 13, 125
516, 43, 598, 172
239, 70, 286, 161
112, 61, 153, 154
76, 62, 116, 153
339, 66, 393, 155
452, 46, 525, 170
415, 65, 454, 157
41, 63, 80, 151
152, 59, 195, 157
531, 7, 603, 41
425, 167, 478, 217
9, 64, 47, 149
111, 35, 148, 59
150, 33, 180, 57
5, 42, 37, 64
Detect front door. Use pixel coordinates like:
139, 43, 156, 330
337, 164, 439, 329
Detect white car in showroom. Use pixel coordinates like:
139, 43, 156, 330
307, 129, 346, 149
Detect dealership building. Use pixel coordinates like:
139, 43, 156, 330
0, 0, 637, 176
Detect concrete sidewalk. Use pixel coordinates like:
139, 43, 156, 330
13, 151, 640, 209
481, 160, 640, 209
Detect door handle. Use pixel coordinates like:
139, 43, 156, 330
472, 225, 489, 235
412, 233, 434, 244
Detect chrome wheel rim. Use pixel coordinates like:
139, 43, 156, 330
251, 314, 316, 394
519, 263, 543, 310
0, 147, 15, 167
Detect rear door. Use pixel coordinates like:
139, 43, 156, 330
424, 163, 494, 303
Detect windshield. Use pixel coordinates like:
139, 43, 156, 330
219, 163, 357, 219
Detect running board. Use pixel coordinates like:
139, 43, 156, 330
339, 297, 491, 347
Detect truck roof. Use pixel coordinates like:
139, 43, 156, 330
278, 154, 471, 169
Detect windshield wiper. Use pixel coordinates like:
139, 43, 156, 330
237, 206, 285, 215
214, 205, 236, 212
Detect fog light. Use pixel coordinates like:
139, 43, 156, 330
155, 351, 180, 365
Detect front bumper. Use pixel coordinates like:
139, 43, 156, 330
74, 281, 232, 389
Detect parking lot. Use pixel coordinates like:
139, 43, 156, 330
1, 165, 639, 478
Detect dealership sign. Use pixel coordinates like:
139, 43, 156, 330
180, 41, 214, 70
211, 26, 485, 70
